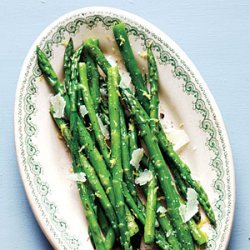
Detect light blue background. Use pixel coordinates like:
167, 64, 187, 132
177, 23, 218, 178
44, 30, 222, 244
0, 1, 249, 249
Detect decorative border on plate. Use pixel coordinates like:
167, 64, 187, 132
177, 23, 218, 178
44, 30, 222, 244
17, 10, 232, 249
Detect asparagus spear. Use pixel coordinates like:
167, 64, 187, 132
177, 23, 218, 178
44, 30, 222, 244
140, 46, 159, 244
144, 161, 157, 244
78, 183, 107, 250
105, 228, 116, 250
78, 62, 110, 166
85, 55, 101, 112
139, 158, 181, 249
171, 167, 201, 223
155, 231, 171, 250
127, 91, 208, 247
123, 182, 179, 250
111, 23, 215, 225
36, 47, 71, 116
155, 202, 181, 250
120, 86, 194, 250
37, 46, 116, 207
51, 114, 118, 235
120, 107, 137, 199
125, 205, 139, 238
97, 207, 116, 250
68, 44, 84, 136
126, 131, 181, 249
113, 23, 150, 112
76, 115, 115, 205
108, 66, 131, 250
63, 38, 74, 90
115, 48, 215, 224
51, 114, 106, 250
158, 125, 216, 225
84, 38, 111, 75
122, 183, 145, 224
147, 45, 159, 135
128, 121, 138, 155
187, 219, 208, 246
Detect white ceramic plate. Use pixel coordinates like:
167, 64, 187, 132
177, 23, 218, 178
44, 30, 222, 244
15, 7, 235, 250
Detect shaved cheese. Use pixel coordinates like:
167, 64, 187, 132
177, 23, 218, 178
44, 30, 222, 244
120, 70, 131, 86
119, 81, 127, 90
166, 231, 171, 238
165, 128, 190, 152
79, 105, 88, 118
97, 114, 110, 140
100, 88, 107, 97
68, 172, 86, 183
135, 169, 153, 186
130, 148, 144, 169
157, 206, 167, 214
106, 55, 116, 66
50, 93, 66, 118
155, 220, 159, 227
179, 188, 199, 223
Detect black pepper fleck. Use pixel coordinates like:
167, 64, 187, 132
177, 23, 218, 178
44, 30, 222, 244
160, 113, 165, 119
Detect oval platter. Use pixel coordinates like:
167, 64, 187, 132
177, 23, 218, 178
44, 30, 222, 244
14, 7, 235, 250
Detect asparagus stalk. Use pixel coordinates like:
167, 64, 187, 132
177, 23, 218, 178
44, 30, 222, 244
171, 167, 201, 223
84, 38, 111, 75
37, 47, 116, 207
113, 23, 150, 112
147, 45, 159, 135
145, 161, 206, 246
155, 231, 171, 250
122, 183, 145, 224
120, 87, 194, 250
187, 219, 208, 246
125, 205, 139, 237
78, 183, 107, 250
120, 107, 137, 199
76, 115, 115, 206
85, 54, 101, 112
119, 61, 215, 225
63, 38, 74, 90
108, 66, 131, 250
36, 47, 71, 116
139, 157, 181, 249
97, 207, 116, 250
51, 115, 106, 250
128, 120, 138, 155
68, 44, 83, 135
105, 228, 116, 250
51, 114, 118, 234
144, 161, 157, 244
156, 201, 181, 250
127, 92, 208, 247
78, 62, 110, 166
157, 125, 216, 225
123, 182, 179, 250
126, 134, 181, 249
111, 23, 215, 225
141, 46, 159, 244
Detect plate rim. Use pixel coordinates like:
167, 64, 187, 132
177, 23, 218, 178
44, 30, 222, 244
14, 6, 235, 250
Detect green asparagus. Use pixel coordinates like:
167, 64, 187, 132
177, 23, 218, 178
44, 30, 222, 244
120, 86, 194, 249
78, 62, 110, 165
63, 38, 74, 90
113, 23, 150, 112
108, 66, 131, 250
